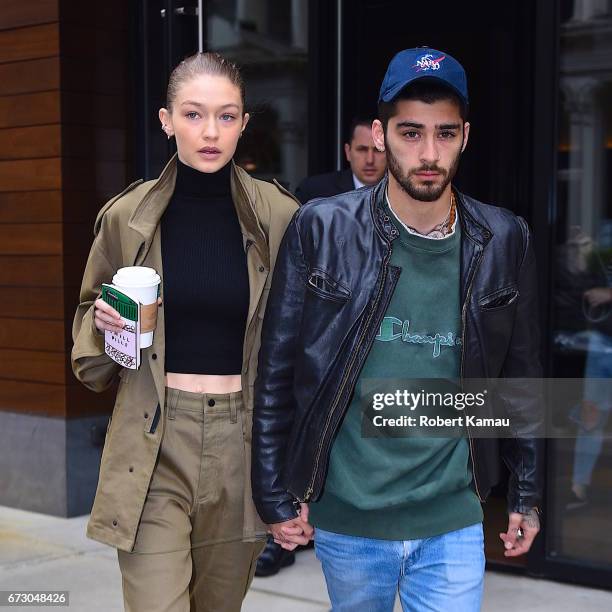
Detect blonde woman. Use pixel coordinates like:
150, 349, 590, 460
72, 52, 298, 611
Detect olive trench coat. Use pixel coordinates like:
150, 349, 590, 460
71, 155, 298, 552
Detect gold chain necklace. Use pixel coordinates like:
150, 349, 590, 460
404, 192, 456, 238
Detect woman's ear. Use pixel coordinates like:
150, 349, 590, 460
159, 108, 174, 138
241, 112, 250, 135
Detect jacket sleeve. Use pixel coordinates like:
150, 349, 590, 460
252, 213, 308, 524
498, 216, 545, 514
71, 212, 120, 393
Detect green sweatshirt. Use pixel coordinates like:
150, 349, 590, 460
309, 201, 483, 540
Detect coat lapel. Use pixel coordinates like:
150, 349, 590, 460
231, 163, 269, 327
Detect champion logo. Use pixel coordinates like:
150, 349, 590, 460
376, 316, 461, 358
413, 53, 446, 72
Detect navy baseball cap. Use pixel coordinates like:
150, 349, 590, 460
378, 47, 468, 105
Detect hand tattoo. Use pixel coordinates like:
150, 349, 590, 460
521, 508, 540, 530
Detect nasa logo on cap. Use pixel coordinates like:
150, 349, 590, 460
413, 53, 446, 72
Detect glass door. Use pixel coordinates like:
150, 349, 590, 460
133, 0, 309, 190
547, 0, 612, 582
203, 0, 309, 190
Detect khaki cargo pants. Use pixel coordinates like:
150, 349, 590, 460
117, 387, 265, 612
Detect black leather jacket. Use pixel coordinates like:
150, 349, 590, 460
252, 176, 544, 525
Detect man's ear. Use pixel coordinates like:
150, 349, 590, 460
372, 120, 385, 152
461, 122, 470, 152
344, 142, 351, 162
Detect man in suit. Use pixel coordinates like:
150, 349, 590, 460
295, 117, 387, 204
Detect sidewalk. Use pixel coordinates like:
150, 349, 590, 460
1, 506, 611, 611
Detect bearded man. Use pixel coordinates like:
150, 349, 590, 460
252, 48, 543, 611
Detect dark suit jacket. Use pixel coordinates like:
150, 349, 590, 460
294, 168, 355, 205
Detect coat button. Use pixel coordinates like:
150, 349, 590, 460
129, 466, 134, 473
208, 399, 215, 407
112, 519, 118, 527
152, 353, 157, 360
144, 412, 149, 419
258, 266, 265, 273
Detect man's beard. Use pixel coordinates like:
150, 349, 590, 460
386, 143, 462, 202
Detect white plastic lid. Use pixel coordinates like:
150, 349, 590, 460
112, 266, 161, 288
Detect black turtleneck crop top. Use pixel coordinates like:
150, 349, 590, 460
161, 160, 249, 374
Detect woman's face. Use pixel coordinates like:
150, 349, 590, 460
159, 73, 249, 173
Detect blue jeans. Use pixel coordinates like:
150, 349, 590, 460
314, 523, 485, 612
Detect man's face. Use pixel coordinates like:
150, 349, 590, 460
344, 124, 387, 186
373, 99, 469, 202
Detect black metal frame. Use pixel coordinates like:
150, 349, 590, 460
527, 0, 560, 578
306, 0, 340, 175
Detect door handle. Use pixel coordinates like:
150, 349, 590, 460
174, 7, 199, 16
160, 7, 199, 17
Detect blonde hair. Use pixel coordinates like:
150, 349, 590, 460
166, 52, 245, 112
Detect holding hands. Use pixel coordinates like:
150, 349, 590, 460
268, 503, 314, 551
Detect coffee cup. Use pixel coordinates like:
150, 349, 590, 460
112, 266, 161, 348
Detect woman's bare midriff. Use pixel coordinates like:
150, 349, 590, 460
165, 372, 242, 394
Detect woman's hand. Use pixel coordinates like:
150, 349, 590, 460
94, 298, 125, 333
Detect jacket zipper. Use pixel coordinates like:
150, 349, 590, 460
460, 243, 484, 502
301, 243, 395, 502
